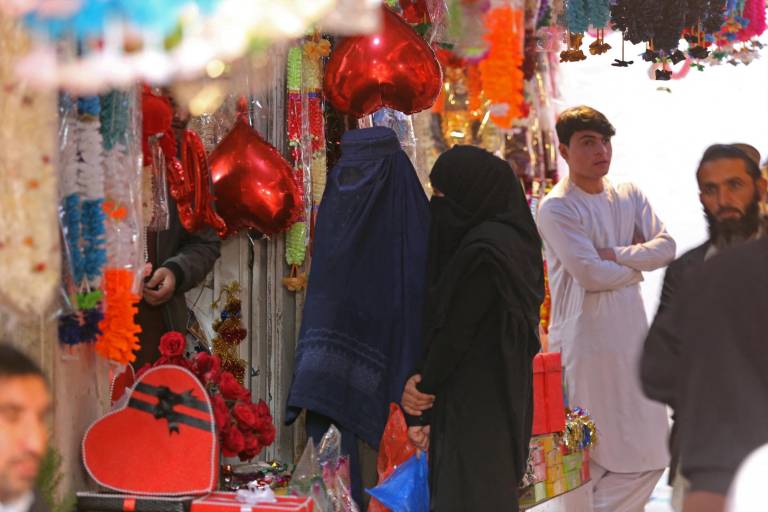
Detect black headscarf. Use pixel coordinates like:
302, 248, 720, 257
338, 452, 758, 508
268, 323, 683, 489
424, 145, 544, 354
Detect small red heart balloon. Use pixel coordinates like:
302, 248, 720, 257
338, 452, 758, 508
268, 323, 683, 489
210, 117, 302, 237
324, 7, 443, 118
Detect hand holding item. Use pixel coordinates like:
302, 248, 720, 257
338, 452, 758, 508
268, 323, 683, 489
143, 267, 176, 305
401, 374, 436, 416
407, 426, 430, 452
597, 248, 617, 262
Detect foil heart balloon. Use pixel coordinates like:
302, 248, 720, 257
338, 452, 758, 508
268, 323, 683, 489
210, 118, 302, 237
324, 7, 442, 118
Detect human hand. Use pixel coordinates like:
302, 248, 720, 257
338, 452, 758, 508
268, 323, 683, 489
408, 425, 430, 452
597, 248, 617, 261
401, 374, 435, 416
143, 267, 176, 305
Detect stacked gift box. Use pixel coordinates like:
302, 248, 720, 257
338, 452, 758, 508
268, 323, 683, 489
519, 353, 597, 509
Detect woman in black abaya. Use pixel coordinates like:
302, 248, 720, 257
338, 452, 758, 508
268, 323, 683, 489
403, 146, 544, 511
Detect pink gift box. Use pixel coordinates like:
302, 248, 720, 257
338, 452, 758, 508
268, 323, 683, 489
533, 462, 547, 482
192, 493, 313, 512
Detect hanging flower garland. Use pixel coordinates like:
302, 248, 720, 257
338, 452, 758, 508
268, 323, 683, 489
284, 36, 330, 292
58, 93, 108, 346
95, 268, 141, 364
478, 6, 525, 129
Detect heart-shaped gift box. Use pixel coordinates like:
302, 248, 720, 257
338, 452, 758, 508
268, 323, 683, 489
83, 365, 219, 495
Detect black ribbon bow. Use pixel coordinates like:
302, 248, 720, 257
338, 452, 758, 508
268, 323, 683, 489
129, 383, 211, 435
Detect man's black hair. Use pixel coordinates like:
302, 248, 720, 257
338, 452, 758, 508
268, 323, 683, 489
555, 106, 616, 146
697, 144, 762, 182
0, 344, 45, 381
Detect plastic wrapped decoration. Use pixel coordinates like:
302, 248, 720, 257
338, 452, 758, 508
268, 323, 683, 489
317, 426, 359, 512
284, 36, 330, 292
57, 93, 109, 347
93, 87, 144, 364
142, 135, 170, 232
0, 16, 60, 317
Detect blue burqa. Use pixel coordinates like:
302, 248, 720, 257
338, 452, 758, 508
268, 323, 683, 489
286, 127, 429, 450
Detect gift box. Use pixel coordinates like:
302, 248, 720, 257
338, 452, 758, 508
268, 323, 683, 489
545, 447, 562, 467
533, 482, 546, 502
532, 353, 566, 435
564, 470, 582, 491
563, 452, 582, 473
533, 462, 547, 482
546, 463, 563, 483
529, 444, 545, 465
192, 493, 313, 512
82, 366, 219, 495
545, 479, 566, 498
580, 462, 590, 483
77, 493, 194, 512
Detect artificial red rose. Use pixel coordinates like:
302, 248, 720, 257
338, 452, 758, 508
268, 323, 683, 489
233, 402, 258, 430
221, 425, 245, 456
158, 331, 186, 357
258, 422, 276, 447
218, 371, 249, 401
193, 352, 221, 384
211, 393, 230, 432
252, 399, 271, 419
240, 431, 262, 461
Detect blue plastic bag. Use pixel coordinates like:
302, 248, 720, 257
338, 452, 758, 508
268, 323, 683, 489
366, 452, 429, 512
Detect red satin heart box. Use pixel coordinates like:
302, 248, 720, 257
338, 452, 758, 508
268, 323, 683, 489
83, 366, 219, 495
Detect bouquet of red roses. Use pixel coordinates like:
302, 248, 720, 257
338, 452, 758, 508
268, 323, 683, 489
138, 332, 276, 461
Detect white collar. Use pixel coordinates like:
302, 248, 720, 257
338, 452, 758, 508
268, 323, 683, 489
0, 493, 34, 512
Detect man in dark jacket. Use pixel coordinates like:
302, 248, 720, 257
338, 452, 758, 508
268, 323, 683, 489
641, 143, 765, 510
134, 197, 220, 367
0, 344, 51, 512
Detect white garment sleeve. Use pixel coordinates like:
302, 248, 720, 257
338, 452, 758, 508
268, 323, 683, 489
612, 185, 676, 272
538, 199, 643, 292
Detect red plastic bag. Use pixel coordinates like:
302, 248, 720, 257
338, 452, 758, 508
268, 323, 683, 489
368, 403, 417, 512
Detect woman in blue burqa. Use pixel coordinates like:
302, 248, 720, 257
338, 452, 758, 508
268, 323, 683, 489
404, 145, 544, 511
285, 126, 430, 507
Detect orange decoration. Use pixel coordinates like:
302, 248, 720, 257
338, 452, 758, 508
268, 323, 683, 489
467, 64, 484, 120
96, 268, 141, 364
478, 6, 525, 128
102, 200, 128, 220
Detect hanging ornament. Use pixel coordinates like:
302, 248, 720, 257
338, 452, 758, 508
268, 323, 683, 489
323, 7, 442, 118
141, 87, 226, 236
210, 114, 302, 237
479, 5, 526, 129
211, 282, 248, 384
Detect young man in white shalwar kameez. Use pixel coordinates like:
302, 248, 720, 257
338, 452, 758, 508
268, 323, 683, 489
537, 106, 675, 512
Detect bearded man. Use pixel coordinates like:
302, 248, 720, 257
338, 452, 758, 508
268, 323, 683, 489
641, 143, 766, 512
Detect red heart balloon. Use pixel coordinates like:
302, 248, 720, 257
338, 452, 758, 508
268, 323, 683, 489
83, 366, 218, 495
324, 7, 443, 118
210, 117, 302, 237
